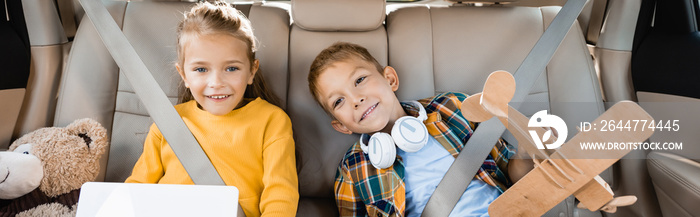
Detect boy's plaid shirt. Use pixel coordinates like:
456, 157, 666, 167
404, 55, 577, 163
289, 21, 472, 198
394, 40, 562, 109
334, 92, 515, 217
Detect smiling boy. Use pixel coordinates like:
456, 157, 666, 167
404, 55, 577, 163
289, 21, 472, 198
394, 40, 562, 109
308, 42, 532, 217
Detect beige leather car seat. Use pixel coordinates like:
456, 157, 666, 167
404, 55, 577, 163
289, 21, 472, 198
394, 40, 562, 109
0, 0, 31, 148
633, 0, 700, 215
288, 0, 607, 216
287, 0, 389, 215
8, 0, 70, 148
387, 4, 606, 217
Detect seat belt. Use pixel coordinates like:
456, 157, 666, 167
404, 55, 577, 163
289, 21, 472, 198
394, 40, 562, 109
586, 0, 608, 45
78, 0, 246, 216
56, 0, 77, 39
421, 0, 587, 216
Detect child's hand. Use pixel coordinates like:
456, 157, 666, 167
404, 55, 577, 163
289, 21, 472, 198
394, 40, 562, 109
509, 126, 558, 182
508, 158, 534, 183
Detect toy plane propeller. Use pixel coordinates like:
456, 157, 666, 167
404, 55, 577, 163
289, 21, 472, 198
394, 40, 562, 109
461, 71, 654, 217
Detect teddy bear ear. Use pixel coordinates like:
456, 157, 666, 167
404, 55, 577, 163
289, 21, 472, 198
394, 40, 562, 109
66, 118, 108, 154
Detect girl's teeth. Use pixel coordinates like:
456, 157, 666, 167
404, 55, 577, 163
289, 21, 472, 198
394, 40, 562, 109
210, 95, 227, 99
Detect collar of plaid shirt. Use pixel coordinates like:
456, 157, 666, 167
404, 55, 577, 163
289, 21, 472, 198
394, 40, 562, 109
334, 92, 515, 217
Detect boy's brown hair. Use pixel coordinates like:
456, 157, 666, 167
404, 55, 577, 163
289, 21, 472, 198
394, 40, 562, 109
308, 42, 384, 113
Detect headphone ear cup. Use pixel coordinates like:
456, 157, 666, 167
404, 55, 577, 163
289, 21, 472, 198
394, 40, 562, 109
392, 116, 429, 152
367, 133, 396, 169
359, 134, 370, 154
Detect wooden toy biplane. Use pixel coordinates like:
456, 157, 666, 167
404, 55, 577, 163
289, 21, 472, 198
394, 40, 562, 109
460, 71, 654, 217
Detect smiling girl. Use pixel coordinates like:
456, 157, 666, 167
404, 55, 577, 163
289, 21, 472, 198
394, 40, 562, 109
125, 2, 298, 216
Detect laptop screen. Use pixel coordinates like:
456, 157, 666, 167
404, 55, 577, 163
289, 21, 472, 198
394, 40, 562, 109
76, 182, 239, 217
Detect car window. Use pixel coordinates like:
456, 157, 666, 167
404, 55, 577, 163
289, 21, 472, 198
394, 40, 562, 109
696, 0, 700, 30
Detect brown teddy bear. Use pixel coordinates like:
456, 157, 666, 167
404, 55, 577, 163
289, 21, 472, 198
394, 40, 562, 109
0, 118, 108, 217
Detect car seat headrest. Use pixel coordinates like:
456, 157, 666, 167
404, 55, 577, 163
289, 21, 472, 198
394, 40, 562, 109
292, 0, 386, 31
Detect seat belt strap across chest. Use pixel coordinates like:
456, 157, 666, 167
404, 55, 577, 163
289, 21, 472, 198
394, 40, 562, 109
78, 0, 245, 216
79, 0, 224, 186
421, 0, 587, 216
587, 0, 609, 44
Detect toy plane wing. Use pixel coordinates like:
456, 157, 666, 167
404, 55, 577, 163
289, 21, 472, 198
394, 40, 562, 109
461, 71, 654, 217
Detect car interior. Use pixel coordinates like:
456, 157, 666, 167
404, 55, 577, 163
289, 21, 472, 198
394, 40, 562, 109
2, 0, 699, 216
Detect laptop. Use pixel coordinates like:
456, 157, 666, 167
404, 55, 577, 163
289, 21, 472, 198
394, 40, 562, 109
76, 182, 240, 217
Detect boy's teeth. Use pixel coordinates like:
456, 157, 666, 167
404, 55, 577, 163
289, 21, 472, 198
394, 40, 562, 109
362, 104, 376, 120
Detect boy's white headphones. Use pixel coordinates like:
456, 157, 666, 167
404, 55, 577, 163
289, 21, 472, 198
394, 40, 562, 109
359, 101, 429, 169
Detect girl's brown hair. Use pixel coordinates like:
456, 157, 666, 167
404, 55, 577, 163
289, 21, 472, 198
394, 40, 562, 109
176, 1, 280, 107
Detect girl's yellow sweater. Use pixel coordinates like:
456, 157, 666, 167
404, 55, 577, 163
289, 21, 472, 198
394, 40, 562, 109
126, 98, 299, 217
